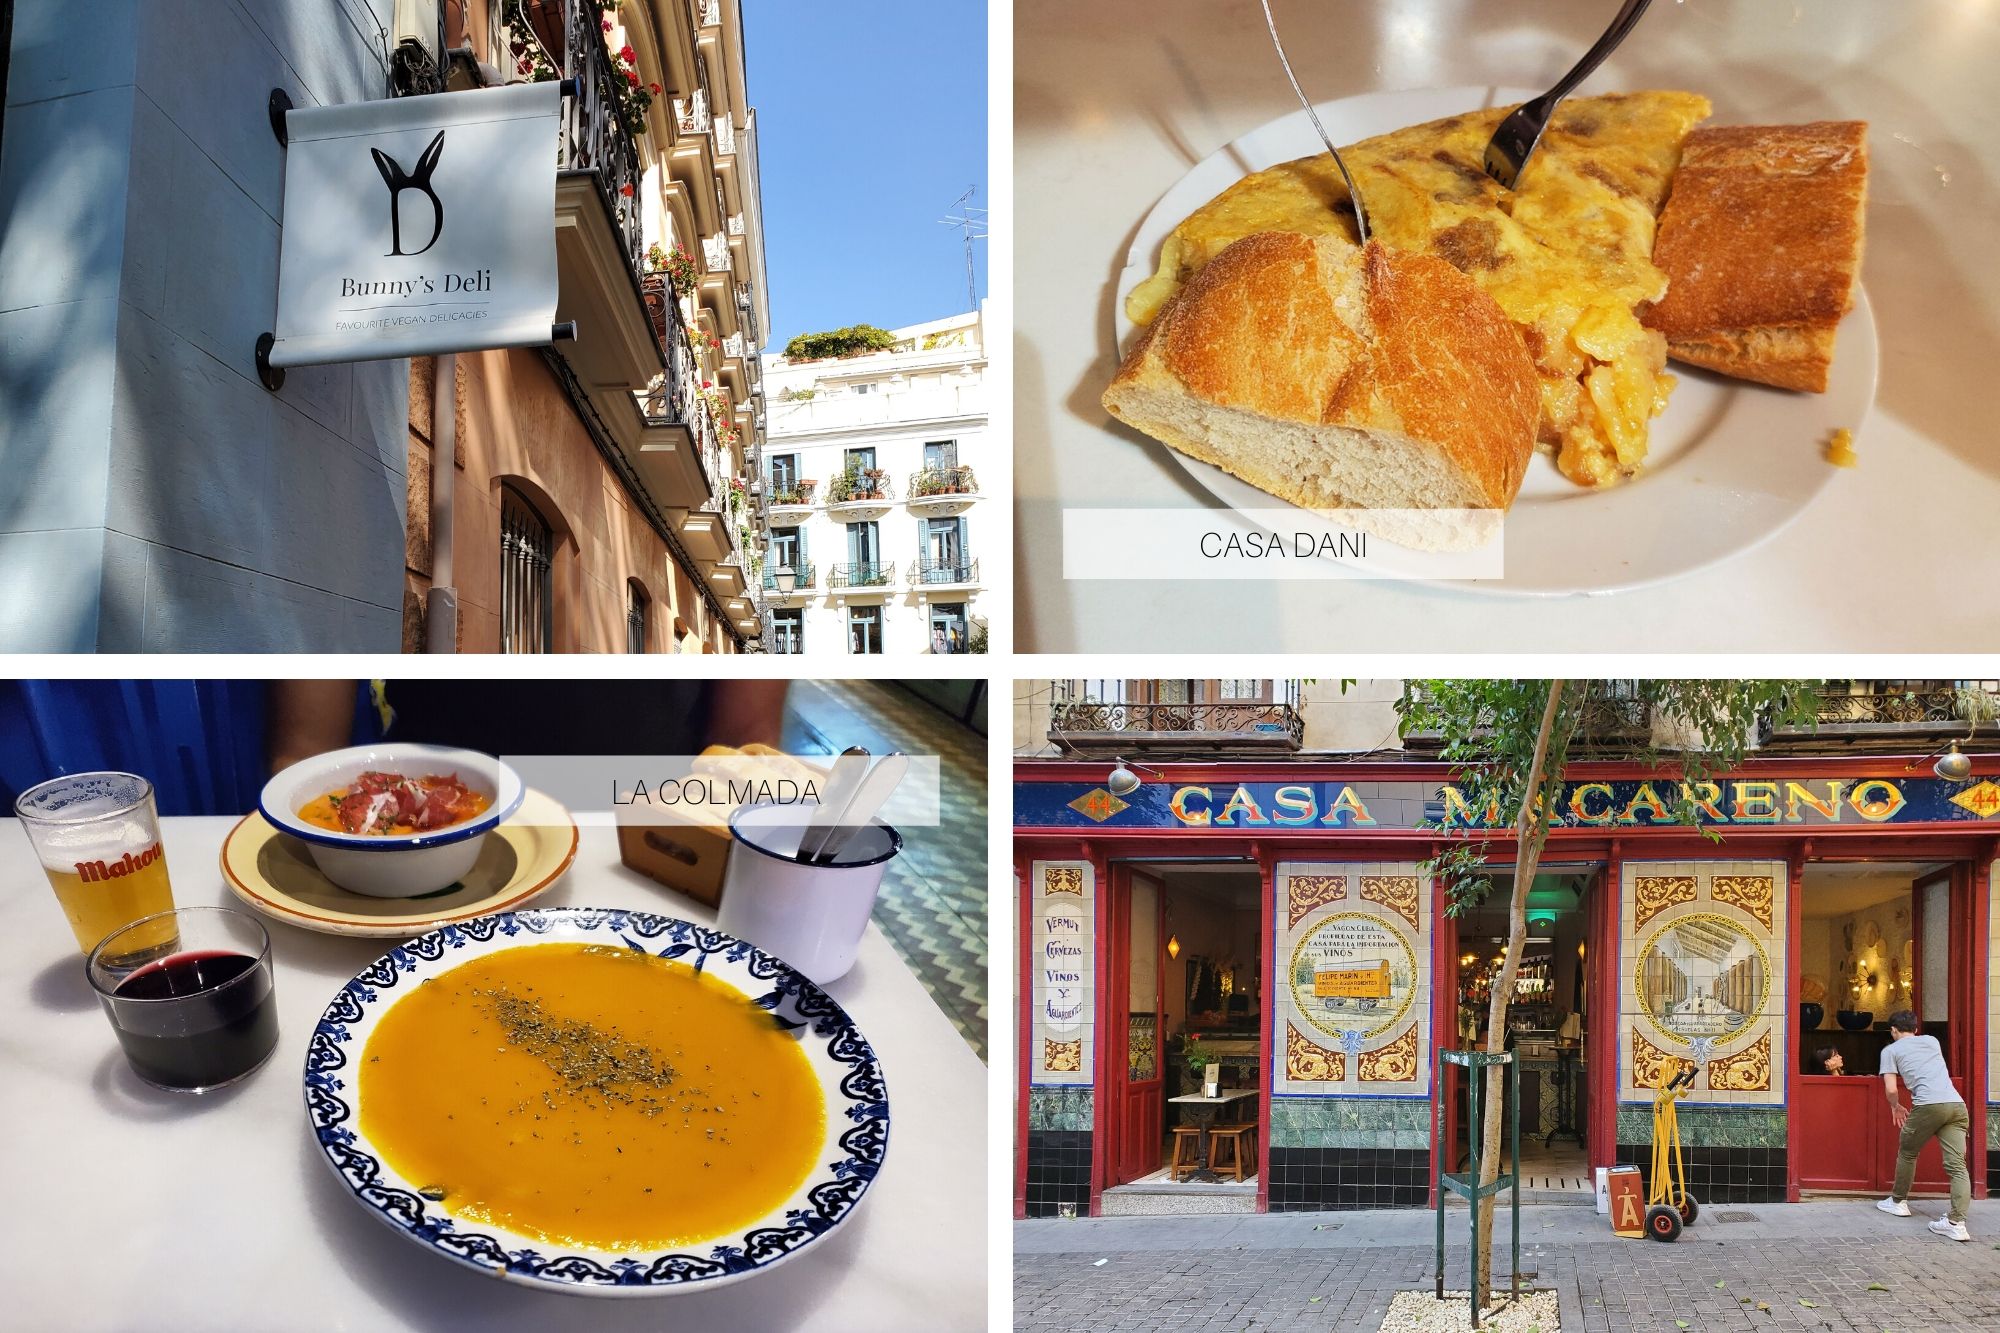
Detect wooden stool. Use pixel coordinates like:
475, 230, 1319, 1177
1169, 1126, 1205, 1181
1209, 1124, 1255, 1181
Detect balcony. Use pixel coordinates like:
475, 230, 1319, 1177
1400, 682, 1652, 757
695, 0, 721, 29
1760, 681, 2000, 755
907, 466, 981, 516
761, 561, 817, 601
825, 471, 895, 521
675, 87, 710, 134
548, 0, 665, 420
767, 479, 817, 527
1051, 697, 1307, 756
728, 212, 746, 237
828, 562, 897, 598
713, 114, 736, 158
702, 233, 731, 275
627, 301, 714, 512
910, 554, 980, 592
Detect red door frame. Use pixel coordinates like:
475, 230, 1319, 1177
1102, 865, 1167, 1187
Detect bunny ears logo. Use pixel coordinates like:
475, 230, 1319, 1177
371, 130, 446, 257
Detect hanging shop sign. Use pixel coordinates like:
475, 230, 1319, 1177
1017, 775, 2000, 831
260, 83, 561, 381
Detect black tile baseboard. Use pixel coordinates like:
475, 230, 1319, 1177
1614, 1142, 1787, 1203
1268, 1146, 1429, 1211
1025, 1130, 1093, 1218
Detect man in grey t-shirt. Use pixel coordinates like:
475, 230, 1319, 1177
1874, 1010, 1970, 1240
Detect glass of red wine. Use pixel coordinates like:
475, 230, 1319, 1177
86, 906, 280, 1093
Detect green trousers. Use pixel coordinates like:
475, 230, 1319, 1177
1893, 1100, 1971, 1223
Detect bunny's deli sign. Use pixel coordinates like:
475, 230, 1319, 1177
267, 83, 559, 369
1016, 775, 2000, 831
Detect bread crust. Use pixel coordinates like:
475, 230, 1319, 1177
1102, 232, 1539, 510
1644, 121, 1867, 392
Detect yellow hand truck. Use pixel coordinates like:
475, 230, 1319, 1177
1645, 1060, 1701, 1241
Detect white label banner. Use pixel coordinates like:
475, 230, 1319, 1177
271, 84, 560, 368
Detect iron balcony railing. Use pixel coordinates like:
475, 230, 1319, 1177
829, 561, 895, 589
913, 554, 978, 586
1051, 700, 1306, 748
768, 479, 816, 506
1760, 680, 2000, 753
827, 471, 894, 504
701, 233, 730, 274
909, 465, 978, 498
675, 86, 710, 134
553, 0, 644, 271
761, 561, 816, 593
1401, 681, 1651, 754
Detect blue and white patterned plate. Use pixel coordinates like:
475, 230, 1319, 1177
303, 906, 890, 1297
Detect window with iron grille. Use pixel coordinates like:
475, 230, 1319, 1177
626, 581, 649, 654
500, 486, 554, 653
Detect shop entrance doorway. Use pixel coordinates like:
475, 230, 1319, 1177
1795, 860, 1975, 1197
1439, 866, 1606, 1204
1102, 859, 1265, 1214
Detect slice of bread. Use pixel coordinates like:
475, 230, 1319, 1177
1643, 121, 1868, 392
1103, 231, 1540, 521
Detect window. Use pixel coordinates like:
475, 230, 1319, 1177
1216, 679, 1267, 701
923, 440, 959, 470
929, 603, 968, 653
846, 521, 882, 583
769, 453, 799, 490
500, 486, 553, 653
626, 582, 650, 653
771, 607, 803, 654
922, 517, 966, 582
847, 606, 882, 654
844, 446, 877, 473
770, 529, 801, 573
850, 382, 878, 395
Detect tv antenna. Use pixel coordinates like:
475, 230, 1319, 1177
937, 186, 987, 314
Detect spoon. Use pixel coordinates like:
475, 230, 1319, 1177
797, 747, 868, 863
1483, 0, 1656, 189
816, 752, 910, 865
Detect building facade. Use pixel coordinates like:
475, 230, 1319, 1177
757, 309, 988, 655
1015, 680, 2000, 1220
0, 0, 765, 651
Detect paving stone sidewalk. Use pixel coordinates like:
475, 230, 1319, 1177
1015, 1201, 2000, 1332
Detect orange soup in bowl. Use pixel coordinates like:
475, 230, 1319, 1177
357, 942, 825, 1250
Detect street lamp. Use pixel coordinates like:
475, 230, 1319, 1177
775, 566, 796, 595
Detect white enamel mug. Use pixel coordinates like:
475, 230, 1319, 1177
718, 801, 902, 986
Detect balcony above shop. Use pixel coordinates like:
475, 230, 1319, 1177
1401, 682, 1651, 757
828, 562, 897, 598
544, 0, 664, 417
907, 466, 981, 516
1760, 681, 2000, 755
910, 555, 980, 593
761, 561, 817, 602
1051, 693, 1307, 756
825, 471, 896, 521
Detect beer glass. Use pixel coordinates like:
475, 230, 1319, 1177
15, 772, 177, 962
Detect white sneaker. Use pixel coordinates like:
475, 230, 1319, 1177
1877, 1197, 1911, 1217
1928, 1216, 1970, 1242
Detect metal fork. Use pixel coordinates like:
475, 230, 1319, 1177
1483, 0, 1655, 190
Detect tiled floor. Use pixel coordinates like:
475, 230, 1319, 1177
783, 680, 988, 1062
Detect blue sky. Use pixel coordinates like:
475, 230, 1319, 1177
745, 2, 988, 352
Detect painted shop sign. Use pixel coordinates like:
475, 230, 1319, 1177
268, 84, 560, 369
1017, 775, 2000, 831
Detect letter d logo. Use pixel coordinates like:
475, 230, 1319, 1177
370, 131, 445, 257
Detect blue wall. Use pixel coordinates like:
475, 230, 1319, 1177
0, 681, 271, 815
0, 1, 406, 650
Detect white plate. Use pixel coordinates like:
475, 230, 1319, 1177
1114, 86, 1880, 596
304, 907, 889, 1296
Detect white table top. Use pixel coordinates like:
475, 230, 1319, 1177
0, 817, 986, 1333
1016, 0, 2000, 651
1169, 1089, 1258, 1105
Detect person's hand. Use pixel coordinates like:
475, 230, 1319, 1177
1891, 1103, 1910, 1131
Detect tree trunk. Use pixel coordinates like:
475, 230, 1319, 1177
1470, 682, 1565, 1307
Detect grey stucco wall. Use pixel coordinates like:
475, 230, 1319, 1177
1, 0, 406, 650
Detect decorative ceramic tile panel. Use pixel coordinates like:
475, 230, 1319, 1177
1275, 861, 1431, 1097
1619, 859, 1788, 1105
1031, 860, 1094, 1086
